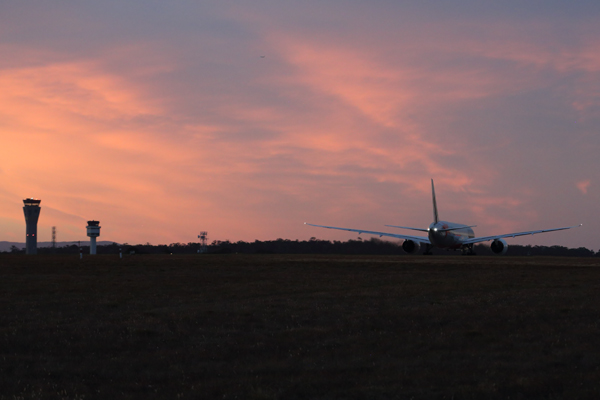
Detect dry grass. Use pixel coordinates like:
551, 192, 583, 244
2, 254, 600, 399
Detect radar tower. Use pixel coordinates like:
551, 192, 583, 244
198, 231, 208, 253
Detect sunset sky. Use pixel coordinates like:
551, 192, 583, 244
1, 1, 598, 249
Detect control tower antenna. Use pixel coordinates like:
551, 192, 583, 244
23, 198, 41, 255
86, 221, 101, 255
198, 231, 208, 253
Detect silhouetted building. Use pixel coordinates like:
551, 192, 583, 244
86, 220, 101, 255
23, 198, 41, 255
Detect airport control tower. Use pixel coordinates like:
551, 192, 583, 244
23, 198, 41, 255
86, 220, 101, 255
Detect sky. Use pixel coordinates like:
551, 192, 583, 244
0, 1, 598, 249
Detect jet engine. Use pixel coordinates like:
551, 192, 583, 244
490, 238, 508, 255
402, 240, 421, 254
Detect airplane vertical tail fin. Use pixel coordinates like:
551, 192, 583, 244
431, 179, 439, 223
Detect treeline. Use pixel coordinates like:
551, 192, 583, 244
5, 238, 598, 257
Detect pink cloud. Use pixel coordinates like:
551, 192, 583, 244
0, 4, 596, 249
577, 180, 591, 194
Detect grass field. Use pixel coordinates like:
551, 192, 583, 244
2, 254, 600, 399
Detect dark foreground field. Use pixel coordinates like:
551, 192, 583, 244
2, 255, 600, 399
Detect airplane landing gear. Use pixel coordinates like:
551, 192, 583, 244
461, 245, 476, 256
423, 244, 433, 255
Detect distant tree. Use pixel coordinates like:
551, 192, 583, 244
82, 239, 596, 257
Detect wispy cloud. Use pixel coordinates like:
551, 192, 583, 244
0, 2, 597, 247
577, 180, 591, 194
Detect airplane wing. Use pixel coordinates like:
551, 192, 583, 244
384, 225, 429, 232
461, 224, 582, 245
385, 224, 477, 233
305, 223, 431, 244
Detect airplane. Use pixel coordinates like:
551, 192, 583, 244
305, 179, 581, 255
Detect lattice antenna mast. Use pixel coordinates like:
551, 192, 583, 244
198, 231, 208, 253
52, 226, 56, 252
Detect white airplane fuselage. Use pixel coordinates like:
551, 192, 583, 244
428, 221, 475, 249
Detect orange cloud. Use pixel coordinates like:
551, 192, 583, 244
267, 34, 499, 200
